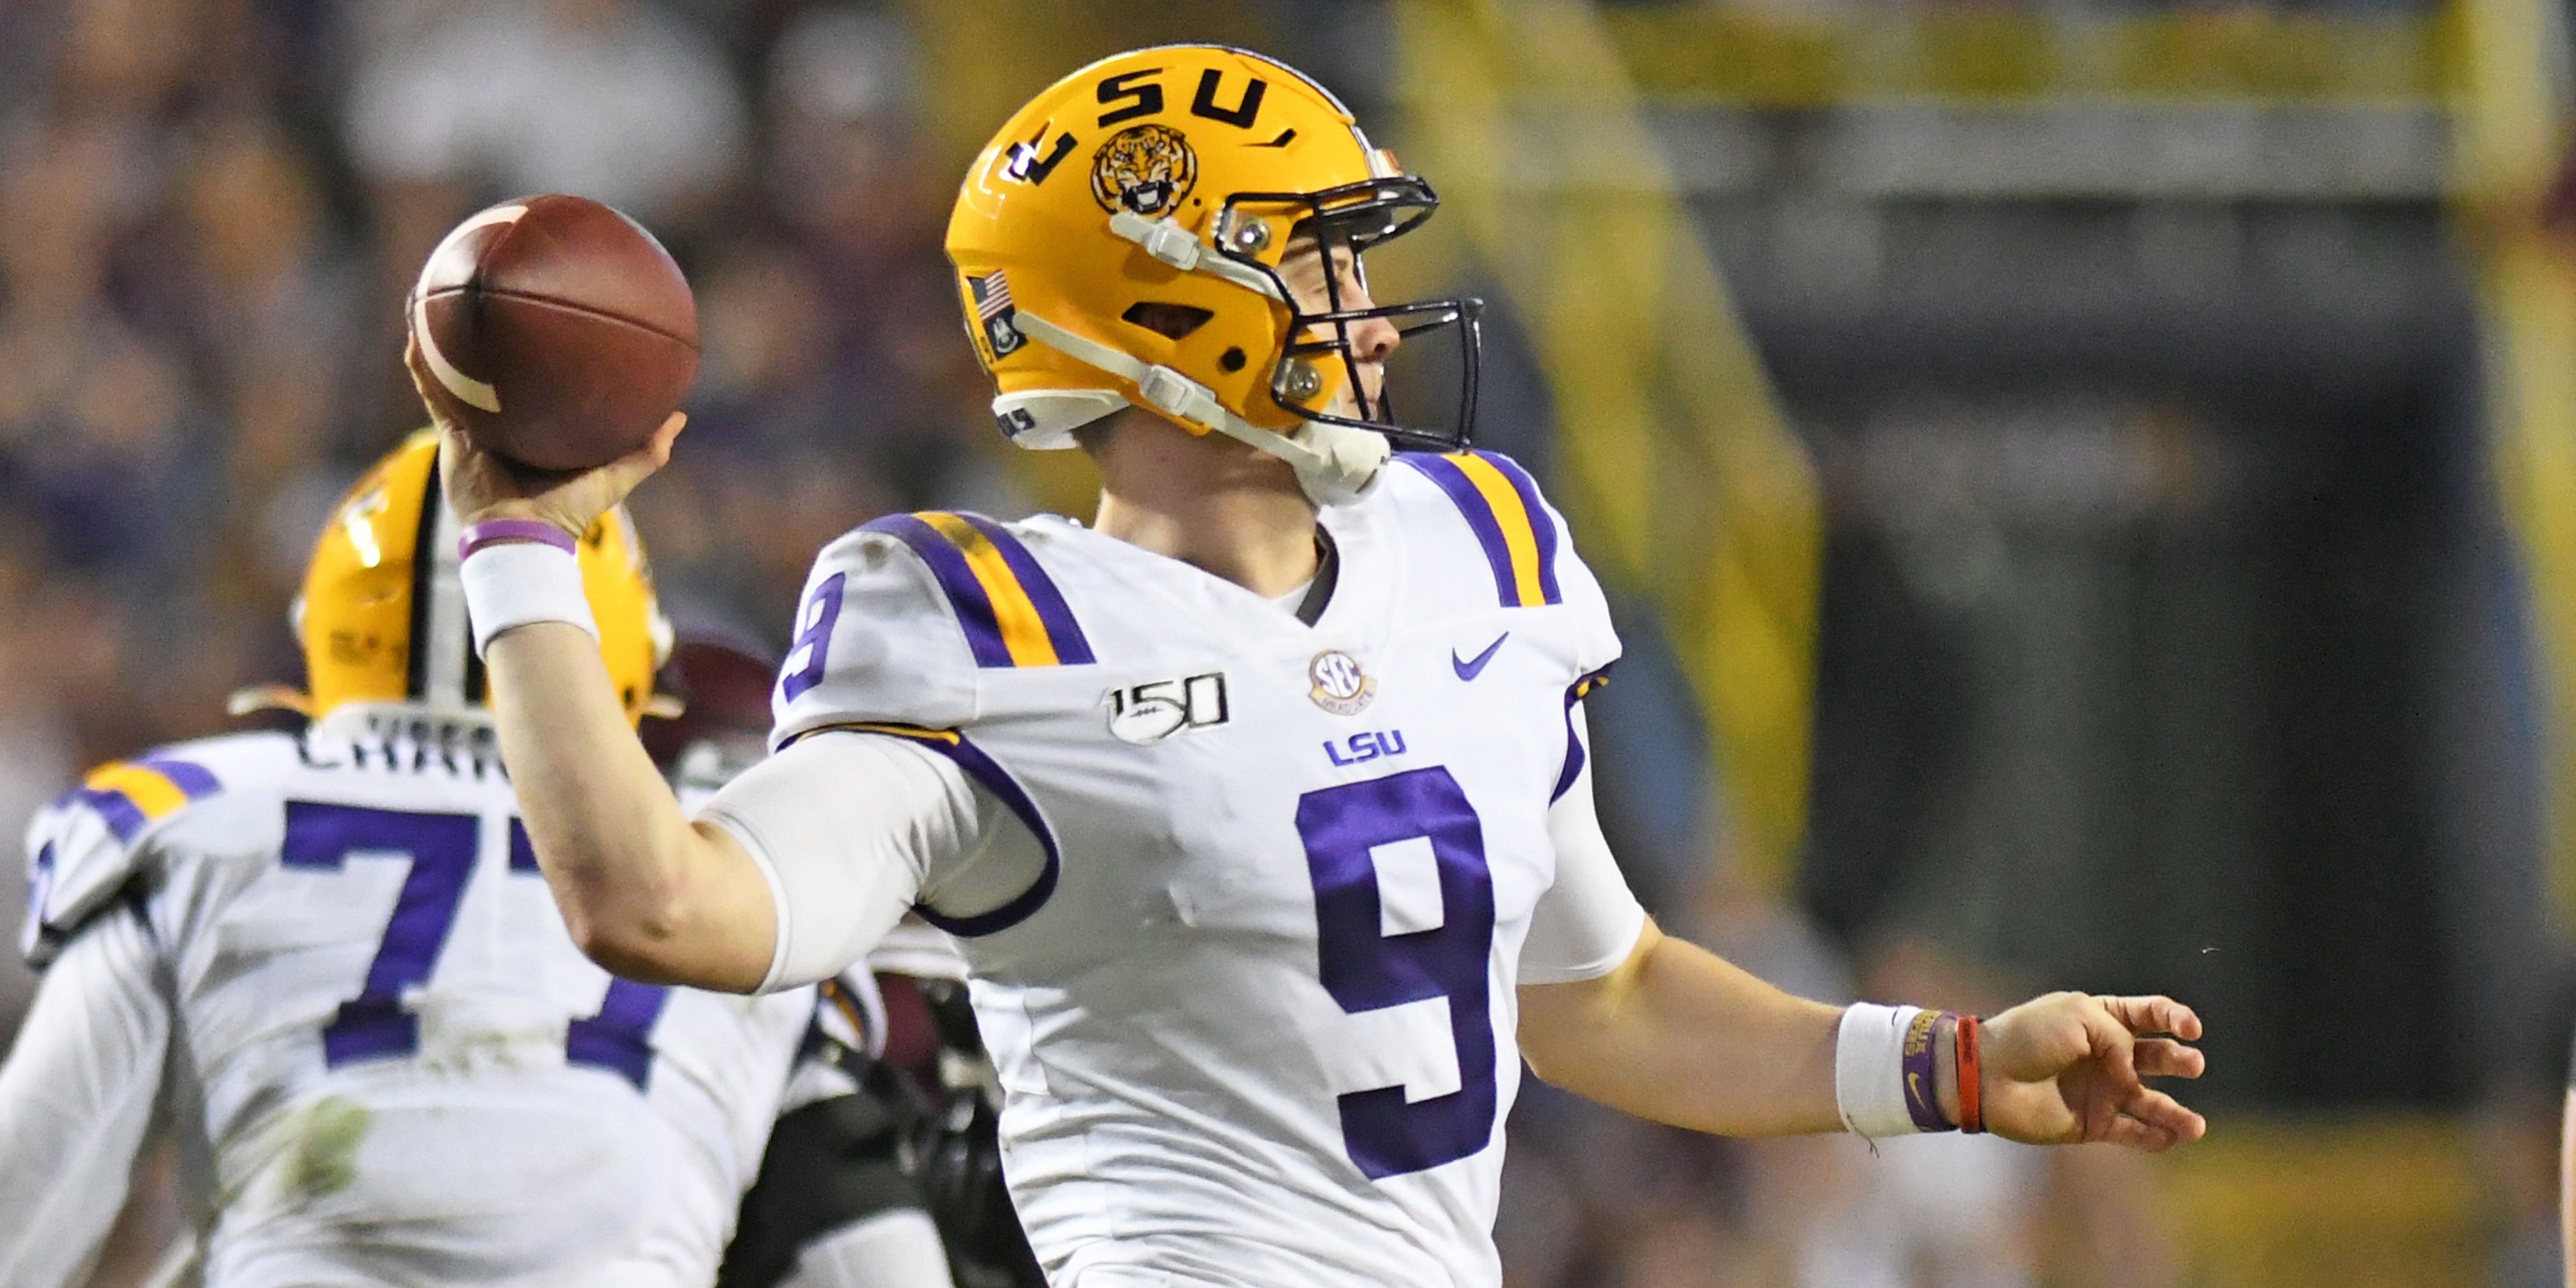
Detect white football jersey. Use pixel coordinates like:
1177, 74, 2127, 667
0, 713, 814, 1288
765, 450, 1636, 1287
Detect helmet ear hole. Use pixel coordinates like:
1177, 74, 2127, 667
1120, 302, 1213, 339
1219, 348, 1247, 372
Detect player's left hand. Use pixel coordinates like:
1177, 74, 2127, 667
1978, 992, 2206, 1152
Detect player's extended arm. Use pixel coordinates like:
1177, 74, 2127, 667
1518, 933, 2209, 1150
418, 347, 778, 990
428, 383, 963, 993
1514, 706, 2203, 1148
0, 911, 171, 1287
486, 612, 778, 990
1519, 920, 1843, 1135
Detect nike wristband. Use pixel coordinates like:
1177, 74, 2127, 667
458, 536, 596, 655
1836, 1003, 1953, 1138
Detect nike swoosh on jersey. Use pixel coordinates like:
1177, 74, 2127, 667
1451, 633, 1509, 680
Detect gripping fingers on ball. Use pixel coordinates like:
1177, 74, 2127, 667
403, 334, 458, 429
595, 414, 686, 495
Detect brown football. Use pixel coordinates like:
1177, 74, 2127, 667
408, 194, 698, 472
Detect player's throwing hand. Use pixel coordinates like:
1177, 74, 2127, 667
1979, 992, 2206, 1151
405, 327, 685, 538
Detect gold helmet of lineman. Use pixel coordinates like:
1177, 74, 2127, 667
946, 44, 1480, 502
292, 429, 668, 726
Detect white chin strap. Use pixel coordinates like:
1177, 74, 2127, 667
1007, 310, 1389, 506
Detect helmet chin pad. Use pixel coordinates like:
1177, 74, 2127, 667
1271, 418, 1390, 506
994, 379, 1387, 506
992, 389, 1128, 450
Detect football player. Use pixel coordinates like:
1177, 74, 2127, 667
0, 434, 951, 1288
427, 46, 2209, 1288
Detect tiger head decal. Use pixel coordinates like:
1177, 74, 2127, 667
1090, 123, 1198, 217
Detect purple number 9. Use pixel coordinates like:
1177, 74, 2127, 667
779, 572, 847, 703
1296, 766, 1497, 1180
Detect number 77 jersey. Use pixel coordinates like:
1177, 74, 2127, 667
771, 450, 1640, 1288
12, 719, 814, 1287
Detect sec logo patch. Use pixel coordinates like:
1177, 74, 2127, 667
1308, 649, 1375, 717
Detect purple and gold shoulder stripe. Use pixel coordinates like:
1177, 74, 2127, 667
1401, 451, 1564, 609
61, 757, 222, 843
865, 511, 1095, 669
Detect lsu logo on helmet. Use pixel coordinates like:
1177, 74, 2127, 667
1091, 123, 1197, 216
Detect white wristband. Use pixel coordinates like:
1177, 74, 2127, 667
459, 541, 597, 655
1835, 1002, 1927, 1138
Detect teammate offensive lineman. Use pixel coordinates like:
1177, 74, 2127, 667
0, 434, 953, 1288
430, 47, 2210, 1288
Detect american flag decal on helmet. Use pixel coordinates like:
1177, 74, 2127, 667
969, 273, 1023, 358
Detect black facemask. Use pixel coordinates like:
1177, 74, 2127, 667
1218, 177, 1483, 456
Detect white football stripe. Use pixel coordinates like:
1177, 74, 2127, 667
413, 294, 502, 413
409, 203, 526, 415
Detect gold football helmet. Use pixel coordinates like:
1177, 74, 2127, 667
296, 429, 668, 726
946, 44, 1480, 501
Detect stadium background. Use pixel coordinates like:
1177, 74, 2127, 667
0, 0, 2563, 1283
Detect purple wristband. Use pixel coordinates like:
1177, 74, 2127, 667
459, 519, 578, 561
1901, 1009, 1955, 1132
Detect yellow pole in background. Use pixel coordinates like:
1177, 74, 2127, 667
1393, 0, 1824, 897
2451, 0, 2576, 926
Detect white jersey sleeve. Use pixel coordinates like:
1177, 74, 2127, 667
1520, 704, 1648, 985
866, 917, 970, 982
700, 731, 1044, 992
0, 905, 169, 1288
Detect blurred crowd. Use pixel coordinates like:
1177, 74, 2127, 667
0, 0, 1027, 1052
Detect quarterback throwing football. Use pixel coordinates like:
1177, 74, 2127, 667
437, 46, 2207, 1288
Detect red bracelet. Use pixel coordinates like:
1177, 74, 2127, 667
1957, 1015, 1984, 1133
